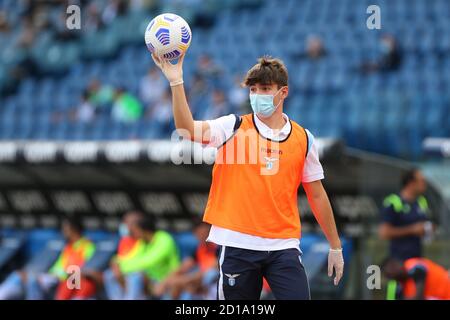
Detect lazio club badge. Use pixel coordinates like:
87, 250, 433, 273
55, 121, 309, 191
225, 274, 240, 286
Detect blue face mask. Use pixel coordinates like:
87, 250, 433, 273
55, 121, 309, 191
249, 88, 284, 118
118, 223, 130, 237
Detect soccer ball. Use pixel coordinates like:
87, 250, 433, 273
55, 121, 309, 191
144, 13, 192, 60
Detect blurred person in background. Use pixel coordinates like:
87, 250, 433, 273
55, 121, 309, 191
69, 90, 95, 123
97, 211, 145, 299
9, 16, 39, 80
129, 0, 158, 11
229, 75, 249, 114
361, 34, 402, 73
84, 2, 104, 33
292, 35, 327, 61
103, 215, 180, 300
139, 66, 168, 108
147, 88, 173, 130
87, 79, 115, 110
0, 10, 10, 32
305, 35, 327, 60
112, 87, 144, 123
188, 73, 210, 117
379, 168, 435, 262
102, 0, 129, 26
17, 18, 36, 50
201, 89, 230, 120
379, 169, 436, 301
382, 257, 450, 300
153, 220, 219, 300
0, 217, 96, 300
197, 54, 223, 86
130, 0, 160, 10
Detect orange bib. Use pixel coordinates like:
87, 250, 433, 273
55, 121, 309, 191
403, 258, 450, 300
203, 113, 308, 239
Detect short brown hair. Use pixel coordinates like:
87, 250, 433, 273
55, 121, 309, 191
242, 56, 288, 88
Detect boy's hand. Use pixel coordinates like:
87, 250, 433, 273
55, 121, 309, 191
152, 53, 185, 86
328, 248, 344, 286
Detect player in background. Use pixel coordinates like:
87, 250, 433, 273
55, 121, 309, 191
383, 257, 450, 300
103, 215, 180, 300
153, 220, 219, 300
0, 217, 96, 300
84, 211, 145, 298
152, 53, 344, 300
379, 168, 435, 261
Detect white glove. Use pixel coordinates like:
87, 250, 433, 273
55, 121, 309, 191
328, 248, 344, 286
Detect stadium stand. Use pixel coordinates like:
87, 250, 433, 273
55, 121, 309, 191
0, 0, 448, 159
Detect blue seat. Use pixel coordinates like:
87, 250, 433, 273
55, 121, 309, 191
82, 231, 119, 272
24, 229, 64, 274
0, 230, 27, 279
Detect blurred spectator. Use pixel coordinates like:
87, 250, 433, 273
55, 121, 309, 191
293, 35, 327, 61
139, 67, 167, 107
197, 54, 223, 84
85, 3, 104, 33
87, 79, 115, 110
16, 17, 36, 49
378, 169, 435, 261
102, 0, 129, 26
0, 217, 96, 300
202, 89, 230, 120
130, 0, 158, 11
8, 17, 39, 81
148, 88, 173, 128
129, 0, 143, 10
103, 215, 180, 300
153, 221, 219, 300
229, 75, 249, 113
32, 4, 51, 31
382, 257, 450, 300
112, 87, 144, 123
361, 34, 402, 73
74, 90, 95, 123
92, 211, 145, 299
187, 73, 210, 117
0, 11, 10, 33
306, 35, 327, 60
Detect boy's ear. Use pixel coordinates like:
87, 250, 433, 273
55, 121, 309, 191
282, 86, 289, 99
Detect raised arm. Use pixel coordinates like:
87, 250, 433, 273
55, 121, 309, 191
152, 54, 211, 143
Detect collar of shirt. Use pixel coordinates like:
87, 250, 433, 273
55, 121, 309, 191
253, 113, 291, 141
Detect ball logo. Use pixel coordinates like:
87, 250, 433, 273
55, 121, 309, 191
156, 28, 170, 46
146, 20, 155, 32
164, 50, 181, 60
163, 14, 178, 22
181, 26, 191, 44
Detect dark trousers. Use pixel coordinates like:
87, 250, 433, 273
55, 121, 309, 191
217, 246, 310, 300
